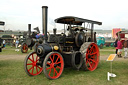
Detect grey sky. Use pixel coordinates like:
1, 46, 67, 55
0, 0, 128, 31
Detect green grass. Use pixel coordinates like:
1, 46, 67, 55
100, 46, 125, 56
100, 51, 115, 56
0, 46, 128, 85
102, 46, 115, 49
0, 60, 128, 85
0, 45, 33, 55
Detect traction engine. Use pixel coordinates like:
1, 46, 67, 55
0, 38, 3, 52
21, 24, 43, 53
24, 6, 102, 79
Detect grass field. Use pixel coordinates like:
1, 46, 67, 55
0, 46, 128, 85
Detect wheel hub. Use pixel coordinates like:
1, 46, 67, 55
51, 63, 57, 68
88, 54, 92, 58
54, 64, 57, 67
33, 62, 37, 66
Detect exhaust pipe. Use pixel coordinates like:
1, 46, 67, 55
42, 6, 48, 43
28, 24, 31, 37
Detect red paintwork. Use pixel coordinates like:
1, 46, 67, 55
22, 43, 28, 53
26, 52, 43, 75
85, 43, 99, 71
46, 53, 64, 79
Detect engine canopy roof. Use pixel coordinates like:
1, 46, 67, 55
54, 16, 102, 25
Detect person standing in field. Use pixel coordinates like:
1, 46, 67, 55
123, 39, 128, 58
15, 38, 19, 48
117, 39, 123, 58
2, 40, 6, 48
114, 38, 118, 54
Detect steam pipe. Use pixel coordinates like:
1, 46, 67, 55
28, 24, 31, 37
91, 23, 94, 42
42, 6, 48, 43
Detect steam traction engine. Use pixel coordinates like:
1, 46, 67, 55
0, 38, 3, 52
0, 21, 5, 52
24, 6, 102, 79
21, 24, 43, 53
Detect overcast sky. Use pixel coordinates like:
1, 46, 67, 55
0, 0, 128, 31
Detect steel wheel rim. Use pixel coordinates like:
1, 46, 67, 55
45, 53, 64, 79
22, 43, 28, 53
26, 52, 43, 76
85, 43, 99, 71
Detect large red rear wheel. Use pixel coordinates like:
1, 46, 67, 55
80, 42, 99, 71
43, 52, 64, 80
24, 52, 43, 76
21, 43, 28, 53
85, 43, 99, 71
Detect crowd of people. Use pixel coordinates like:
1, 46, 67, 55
114, 38, 128, 58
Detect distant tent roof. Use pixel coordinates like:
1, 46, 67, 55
0, 21, 5, 25
54, 16, 102, 25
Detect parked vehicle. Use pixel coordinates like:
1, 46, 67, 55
97, 37, 115, 48
0, 37, 3, 52
21, 25, 43, 53
116, 31, 128, 41
0, 21, 5, 52
96, 37, 105, 49
24, 6, 102, 79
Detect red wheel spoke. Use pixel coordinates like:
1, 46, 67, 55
23, 46, 25, 49
55, 57, 59, 63
89, 59, 97, 64
47, 62, 51, 66
32, 54, 34, 62
88, 62, 92, 69
36, 56, 39, 62
28, 66, 33, 72
46, 67, 51, 70
89, 46, 94, 53
50, 56, 53, 63
54, 68, 58, 75
56, 61, 61, 64
36, 66, 38, 73
87, 46, 92, 53
37, 66, 42, 70
23, 45, 25, 49
91, 55, 96, 58
53, 68, 56, 77
32, 66, 34, 74
90, 52, 97, 55
27, 63, 33, 65
48, 68, 52, 76
56, 66, 61, 69
86, 59, 89, 63
28, 58, 33, 62
53, 54, 55, 62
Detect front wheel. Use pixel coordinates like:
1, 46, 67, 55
43, 52, 64, 80
24, 52, 43, 76
21, 43, 28, 53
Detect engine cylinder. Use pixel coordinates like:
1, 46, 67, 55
36, 43, 52, 57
